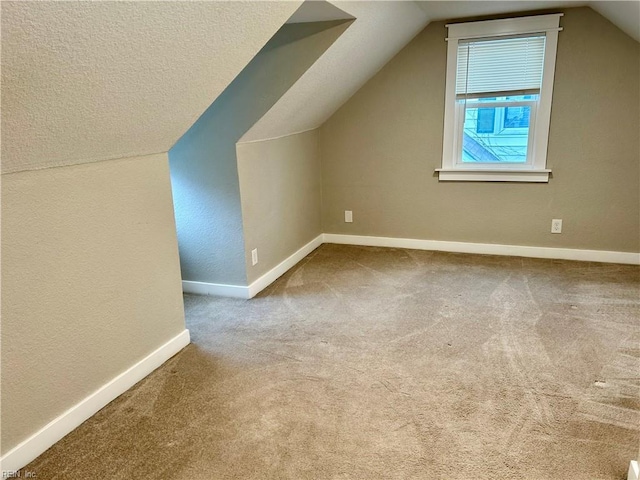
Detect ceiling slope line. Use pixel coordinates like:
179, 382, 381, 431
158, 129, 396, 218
240, 1, 431, 143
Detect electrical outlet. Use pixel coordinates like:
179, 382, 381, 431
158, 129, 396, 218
251, 248, 258, 265
345, 210, 353, 223
551, 219, 562, 234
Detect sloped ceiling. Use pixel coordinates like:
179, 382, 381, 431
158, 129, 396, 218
240, 1, 431, 142
287, 0, 354, 24
241, 0, 639, 143
589, 1, 640, 42
1, 1, 302, 174
415, 1, 639, 41
3, 0, 637, 173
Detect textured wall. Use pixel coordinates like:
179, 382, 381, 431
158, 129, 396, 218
1, 1, 301, 174
169, 21, 350, 286
320, 7, 640, 253
238, 130, 322, 284
1, 153, 186, 454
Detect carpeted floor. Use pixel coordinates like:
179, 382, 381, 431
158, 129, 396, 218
24, 244, 640, 479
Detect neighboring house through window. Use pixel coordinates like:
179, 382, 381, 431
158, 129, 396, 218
437, 14, 562, 182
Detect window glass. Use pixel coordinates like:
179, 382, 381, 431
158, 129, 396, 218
459, 94, 537, 163
476, 108, 496, 133
504, 107, 530, 128
439, 14, 561, 182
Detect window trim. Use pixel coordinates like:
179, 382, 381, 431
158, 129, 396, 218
437, 14, 563, 182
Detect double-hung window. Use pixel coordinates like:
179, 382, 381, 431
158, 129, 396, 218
438, 14, 562, 182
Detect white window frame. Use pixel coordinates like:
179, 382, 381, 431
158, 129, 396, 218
437, 14, 562, 182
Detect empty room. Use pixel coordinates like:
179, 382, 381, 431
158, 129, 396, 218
2, 1, 639, 479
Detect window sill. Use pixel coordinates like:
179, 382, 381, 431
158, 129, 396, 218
436, 168, 551, 182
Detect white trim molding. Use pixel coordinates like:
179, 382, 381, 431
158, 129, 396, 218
181, 234, 639, 300
0, 329, 190, 474
247, 234, 323, 298
629, 460, 639, 480
181, 235, 324, 300
323, 234, 640, 265
436, 169, 551, 182
182, 280, 250, 299
446, 13, 563, 40
439, 13, 562, 182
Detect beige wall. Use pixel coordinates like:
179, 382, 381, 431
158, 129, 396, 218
169, 20, 350, 287
237, 130, 322, 284
1, 153, 186, 454
320, 7, 640, 253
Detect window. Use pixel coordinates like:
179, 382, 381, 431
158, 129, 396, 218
476, 108, 496, 133
504, 106, 530, 128
437, 14, 562, 182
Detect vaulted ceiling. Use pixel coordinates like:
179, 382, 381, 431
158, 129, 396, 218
242, 0, 639, 143
2, 1, 637, 174
241, 1, 430, 142
415, 1, 639, 41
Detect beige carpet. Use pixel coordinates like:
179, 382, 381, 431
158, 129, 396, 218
24, 244, 640, 479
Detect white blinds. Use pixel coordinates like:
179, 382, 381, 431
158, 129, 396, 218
456, 34, 546, 99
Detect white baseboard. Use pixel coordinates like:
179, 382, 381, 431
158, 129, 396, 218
180, 235, 323, 300
247, 234, 323, 298
182, 280, 250, 299
0, 329, 190, 473
181, 234, 639, 300
323, 234, 640, 265
629, 460, 639, 480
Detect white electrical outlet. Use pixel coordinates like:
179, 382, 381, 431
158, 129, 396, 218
551, 219, 562, 234
345, 210, 353, 223
251, 248, 258, 265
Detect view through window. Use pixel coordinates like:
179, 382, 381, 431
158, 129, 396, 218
438, 14, 561, 182
461, 95, 537, 163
